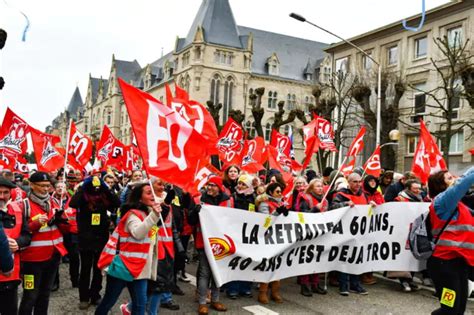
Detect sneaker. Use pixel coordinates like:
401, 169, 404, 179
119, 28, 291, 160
312, 285, 327, 295
401, 281, 412, 292
160, 300, 180, 310
171, 285, 185, 296
409, 282, 420, 291
339, 290, 349, 296
349, 286, 368, 295
120, 303, 131, 315
422, 278, 433, 286
226, 292, 238, 300
240, 291, 253, 298
79, 302, 89, 310
178, 272, 191, 283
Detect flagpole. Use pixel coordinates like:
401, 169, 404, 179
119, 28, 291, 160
148, 178, 169, 238
317, 149, 323, 175
321, 155, 348, 203
60, 119, 73, 205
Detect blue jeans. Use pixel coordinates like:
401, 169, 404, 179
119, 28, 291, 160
146, 292, 167, 314
338, 273, 361, 291
226, 281, 252, 295
95, 276, 147, 315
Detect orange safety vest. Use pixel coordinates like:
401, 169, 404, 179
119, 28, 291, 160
157, 210, 174, 260
297, 193, 328, 212
430, 202, 474, 266
20, 199, 67, 262
97, 210, 152, 278
194, 197, 233, 249
337, 191, 368, 205
0, 202, 23, 282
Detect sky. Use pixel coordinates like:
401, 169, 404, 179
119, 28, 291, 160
0, 0, 451, 131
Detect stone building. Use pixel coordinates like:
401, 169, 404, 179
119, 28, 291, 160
324, 0, 473, 173
48, 0, 329, 166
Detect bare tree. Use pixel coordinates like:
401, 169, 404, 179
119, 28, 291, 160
352, 73, 406, 170
407, 35, 474, 167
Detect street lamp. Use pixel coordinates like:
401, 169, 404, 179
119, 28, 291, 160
289, 13, 383, 145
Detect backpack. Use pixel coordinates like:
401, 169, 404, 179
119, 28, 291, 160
408, 207, 457, 260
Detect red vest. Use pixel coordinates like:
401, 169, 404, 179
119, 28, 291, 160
0, 202, 23, 282
297, 193, 328, 212
98, 210, 152, 278
430, 202, 474, 266
21, 199, 67, 262
194, 197, 233, 249
337, 191, 368, 205
157, 210, 174, 260
10, 187, 26, 202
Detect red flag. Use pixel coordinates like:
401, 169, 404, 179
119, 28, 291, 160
68, 121, 93, 169
0, 150, 16, 170
270, 129, 292, 158
411, 139, 430, 184
0, 107, 30, 155
216, 118, 244, 166
182, 160, 222, 197
14, 156, 30, 175
419, 120, 447, 172
347, 126, 366, 158
30, 128, 65, 172
266, 144, 292, 182
96, 126, 125, 170
166, 84, 219, 154
363, 145, 381, 177
123, 144, 140, 172
282, 176, 295, 208
341, 158, 356, 176
470, 148, 474, 155
302, 135, 320, 170
240, 137, 266, 173
118, 78, 208, 189
314, 115, 337, 152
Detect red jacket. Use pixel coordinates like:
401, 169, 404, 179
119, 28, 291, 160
0, 203, 23, 281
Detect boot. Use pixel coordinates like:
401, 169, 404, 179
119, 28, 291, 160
300, 284, 313, 297
258, 283, 269, 304
361, 273, 377, 285
270, 281, 283, 303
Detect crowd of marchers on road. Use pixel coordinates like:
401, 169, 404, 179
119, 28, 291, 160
0, 164, 472, 315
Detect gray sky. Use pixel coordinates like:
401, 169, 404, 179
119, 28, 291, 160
0, 0, 450, 131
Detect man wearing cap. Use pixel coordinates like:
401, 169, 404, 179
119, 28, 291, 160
0, 177, 31, 314
18, 172, 69, 315
10, 173, 27, 202
188, 175, 233, 315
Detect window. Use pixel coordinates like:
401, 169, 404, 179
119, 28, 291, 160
450, 79, 462, 119
415, 37, 427, 58
286, 94, 296, 110
210, 74, 221, 105
194, 47, 201, 60
447, 26, 463, 48
304, 96, 313, 114
388, 46, 398, 65
223, 77, 234, 124
182, 52, 190, 67
306, 73, 313, 81
268, 91, 277, 109
245, 121, 256, 138
362, 53, 372, 70
407, 135, 419, 154
265, 123, 272, 141
335, 57, 349, 74
107, 112, 111, 125
84, 123, 88, 133
413, 83, 426, 114
214, 50, 233, 66
283, 125, 290, 136
449, 131, 463, 153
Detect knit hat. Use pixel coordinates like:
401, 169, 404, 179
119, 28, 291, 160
207, 176, 224, 192
29, 172, 51, 183
238, 174, 254, 188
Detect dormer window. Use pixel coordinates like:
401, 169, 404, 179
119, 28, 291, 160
266, 53, 280, 76
306, 73, 313, 81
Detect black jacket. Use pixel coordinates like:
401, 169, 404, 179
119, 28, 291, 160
188, 192, 232, 226
233, 192, 255, 211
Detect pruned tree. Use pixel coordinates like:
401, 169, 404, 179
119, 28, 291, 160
271, 101, 296, 131
406, 35, 474, 167
206, 100, 222, 132
352, 72, 406, 170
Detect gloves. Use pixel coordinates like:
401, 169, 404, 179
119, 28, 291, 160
160, 205, 170, 221
164, 189, 176, 205
276, 206, 289, 217
48, 210, 69, 226
194, 204, 202, 214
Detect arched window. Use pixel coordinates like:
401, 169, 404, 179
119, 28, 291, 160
265, 123, 272, 141
223, 76, 234, 124
210, 74, 221, 105
185, 75, 191, 93
284, 124, 291, 136
286, 94, 296, 110
107, 111, 111, 125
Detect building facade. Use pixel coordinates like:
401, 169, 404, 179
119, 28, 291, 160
324, 0, 473, 174
48, 0, 329, 166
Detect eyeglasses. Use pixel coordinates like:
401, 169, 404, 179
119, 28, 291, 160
33, 183, 51, 188
350, 180, 362, 183
207, 183, 217, 187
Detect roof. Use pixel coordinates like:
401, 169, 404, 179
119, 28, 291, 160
89, 77, 101, 103
115, 59, 142, 83
238, 26, 328, 81
66, 87, 83, 119
179, 0, 242, 51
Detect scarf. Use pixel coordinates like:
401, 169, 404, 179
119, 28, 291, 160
29, 191, 51, 212
236, 186, 254, 196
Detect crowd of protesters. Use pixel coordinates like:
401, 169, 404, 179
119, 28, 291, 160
0, 163, 472, 315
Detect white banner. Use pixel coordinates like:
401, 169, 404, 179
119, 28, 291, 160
199, 202, 429, 287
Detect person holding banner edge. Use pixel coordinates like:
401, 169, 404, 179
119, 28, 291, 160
427, 167, 474, 315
